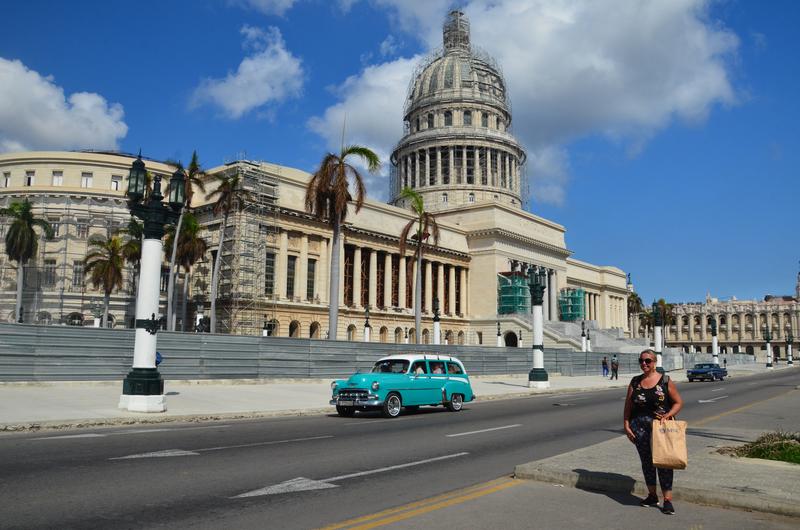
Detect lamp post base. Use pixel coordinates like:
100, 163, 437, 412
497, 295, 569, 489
528, 368, 550, 389
119, 368, 166, 412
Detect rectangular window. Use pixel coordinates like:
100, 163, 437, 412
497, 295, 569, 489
455, 268, 461, 315
306, 258, 316, 301
481, 113, 488, 127
443, 265, 450, 314
2, 172, 9, 187
81, 172, 93, 188
72, 260, 84, 288
48, 218, 60, 238
111, 175, 122, 191
360, 250, 369, 308
76, 219, 89, 239
52, 171, 63, 186
376, 253, 385, 308
463, 110, 472, 126
286, 255, 297, 299
25, 170, 34, 186
441, 149, 450, 185
391, 255, 399, 307
264, 252, 275, 295
42, 259, 57, 287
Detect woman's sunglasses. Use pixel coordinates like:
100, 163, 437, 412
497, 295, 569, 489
638, 358, 654, 365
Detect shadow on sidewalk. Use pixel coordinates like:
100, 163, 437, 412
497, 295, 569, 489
483, 381, 530, 388
686, 429, 753, 444
572, 468, 641, 506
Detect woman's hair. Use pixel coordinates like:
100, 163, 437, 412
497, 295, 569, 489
640, 349, 657, 359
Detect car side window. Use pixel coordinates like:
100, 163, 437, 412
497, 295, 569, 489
446, 362, 463, 374
411, 362, 427, 375
430, 361, 445, 374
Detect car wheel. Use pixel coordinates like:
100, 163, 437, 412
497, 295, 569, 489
718, 376, 724, 381
382, 393, 402, 418
447, 394, 464, 412
336, 405, 355, 417
688, 378, 694, 382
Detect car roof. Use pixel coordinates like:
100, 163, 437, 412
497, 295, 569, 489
376, 354, 463, 364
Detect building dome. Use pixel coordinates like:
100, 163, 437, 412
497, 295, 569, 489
390, 11, 526, 211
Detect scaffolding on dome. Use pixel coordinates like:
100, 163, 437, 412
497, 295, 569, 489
210, 161, 280, 335
497, 271, 531, 315
558, 288, 586, 322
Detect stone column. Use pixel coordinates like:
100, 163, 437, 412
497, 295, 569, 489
542, 271, 550, 321
436, 148, 442, 186
448, 146, 454, 185
549, 270, 558, 321
398, 256, 407, 309
353, 246, 362, 309
461, 145, 467, 184
414, 151, 420, 188
436, 262, 445, 312
459, 268, 467, 316
277, 230, 288, 299
298, 233, 308, 300
383, 252, 392, 308
448, 266, 456, 316
411, 258, 418, 310
368, 249, 378, 309
319, 237, 328, 304
424, 261, 433, 314
424, 149, 430, 187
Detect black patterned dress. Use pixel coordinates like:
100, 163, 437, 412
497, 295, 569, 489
628, 374, 674, 490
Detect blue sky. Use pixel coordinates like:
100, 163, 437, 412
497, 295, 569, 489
1, 0, 798, 305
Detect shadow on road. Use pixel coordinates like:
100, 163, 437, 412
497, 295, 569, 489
572, 468, 641, 506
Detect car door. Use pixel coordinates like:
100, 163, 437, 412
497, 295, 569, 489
426, 361, 448, 404
407, 361, 431, 405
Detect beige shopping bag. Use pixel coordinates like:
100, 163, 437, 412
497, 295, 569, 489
651, 419, 688, 469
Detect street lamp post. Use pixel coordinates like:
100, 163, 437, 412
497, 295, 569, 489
432, 297, 441, 345
653, 301, 664, 374
404, 326, 409, 344
710, 315, 719, 365
787, 328, 794, 366
262, 314, 270, 337
195, 302, 205, 333
581, 321, 587, 352
527, 266, 549, 389
496, 321, 503, 347
519, 329, 523, 348
118, 152, 185, 413
763, 325, 773, 369
586, 328, 592, 352
363, 305, 371, 342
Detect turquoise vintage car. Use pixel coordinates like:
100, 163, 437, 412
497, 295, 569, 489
330, 354, 475, 418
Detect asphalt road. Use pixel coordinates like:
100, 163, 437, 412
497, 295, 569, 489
1, 369, 797, 529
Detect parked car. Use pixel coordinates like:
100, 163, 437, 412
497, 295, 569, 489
330, 354, 475, 418
686, 363, 728, 382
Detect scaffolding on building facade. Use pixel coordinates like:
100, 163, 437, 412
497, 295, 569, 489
497, 271, 531, 315
558, 287, 586, 322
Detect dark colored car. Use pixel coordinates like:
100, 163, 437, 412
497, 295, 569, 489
686, 363, 727, 382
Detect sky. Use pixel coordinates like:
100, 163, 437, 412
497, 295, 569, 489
1, 0, 798, 305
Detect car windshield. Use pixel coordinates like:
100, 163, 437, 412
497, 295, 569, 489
694, 364, 715, 369
371, 359, 410, 374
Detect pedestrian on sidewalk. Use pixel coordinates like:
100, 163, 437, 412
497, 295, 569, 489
623, 349, 684, 515
610, 355, 619, 380
723, 357, 727, 369
601, 356, 609, 378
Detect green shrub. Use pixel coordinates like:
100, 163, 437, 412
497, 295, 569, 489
727, 431, 800, 464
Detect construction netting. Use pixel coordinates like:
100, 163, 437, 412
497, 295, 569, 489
497, 272, 531, 315
558, 288, 585, 321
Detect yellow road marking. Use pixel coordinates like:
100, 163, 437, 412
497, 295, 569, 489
318, 477, 520, 530
693, 388, 798, 427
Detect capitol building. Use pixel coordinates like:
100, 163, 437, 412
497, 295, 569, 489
0, 12, 630, 346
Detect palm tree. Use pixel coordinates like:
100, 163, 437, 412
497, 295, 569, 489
0, 199, 53, 322
205, 171, 252, 333
118, 218, 143, 293
398, 187, 440, 343
83, 234, 125, 327
304, 145, 380, 340
165, 213, 207, 331
627, 292, 643, 317
165, 151, 206, 330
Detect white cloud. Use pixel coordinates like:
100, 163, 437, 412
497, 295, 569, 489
229, 0, 297, 16
379, 35, 399, 57
0, 57, 127, 153
191, 26, 304, 119
310, 0, 739, 206
307, 56, 419, 201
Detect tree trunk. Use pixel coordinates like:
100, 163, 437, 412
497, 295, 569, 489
415, 248, 422, 343
15, 262, 24, 322
328, 220, 341, 340
166, 207, 185, 331
181, 268, 190, 332
103, 292, 110, 328
209, 213, 228, 333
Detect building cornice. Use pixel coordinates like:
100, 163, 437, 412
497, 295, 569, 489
466, 227, 570, 258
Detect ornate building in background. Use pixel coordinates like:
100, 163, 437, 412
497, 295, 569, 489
0, 12, 630, 346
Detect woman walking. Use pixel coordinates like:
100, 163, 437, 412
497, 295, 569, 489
623, 349, 683, 514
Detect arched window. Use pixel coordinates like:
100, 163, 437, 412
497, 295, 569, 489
289, 320, 301, 338
503, 331, 518, 347
468, 193, 475, 203
394, 327, 404, 343
444, 111, 452, 126
309, 321, 321, 339
379, 326, 388, 343
415, 117, 420, 131
445, 330, 453, 344
408, 328, 417, 344
347, 324, 357, 341
422, 329, 430, 344
481, 113, 488, 127
441, 193, 448, 203
427, 113, 434, 129
67, 312, 84, 326
463, 110, 472, 126
682, 316, 688, 326
37, 311, 52, 325
457, 331, 465, 345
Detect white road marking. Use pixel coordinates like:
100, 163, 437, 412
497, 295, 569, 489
711, 387, 725, 392
446, 424, 521, 437
111, 449, 201, 459
342, 416, 418, 426
109, 435, 332, 460
31, 433, 105, 440
233, 452, 470, 498
699, 395, 729, 403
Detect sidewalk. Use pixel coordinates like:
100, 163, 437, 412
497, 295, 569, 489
0, 364, 776, 431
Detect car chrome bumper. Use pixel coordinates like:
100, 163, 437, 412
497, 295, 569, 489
330, 397, 383, 407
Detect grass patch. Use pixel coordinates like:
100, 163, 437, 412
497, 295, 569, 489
718, 431, 800, 465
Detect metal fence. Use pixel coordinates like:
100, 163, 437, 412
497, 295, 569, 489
0, 323, 753, 382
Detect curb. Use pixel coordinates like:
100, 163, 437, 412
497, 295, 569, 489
514, 462, 800, 519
